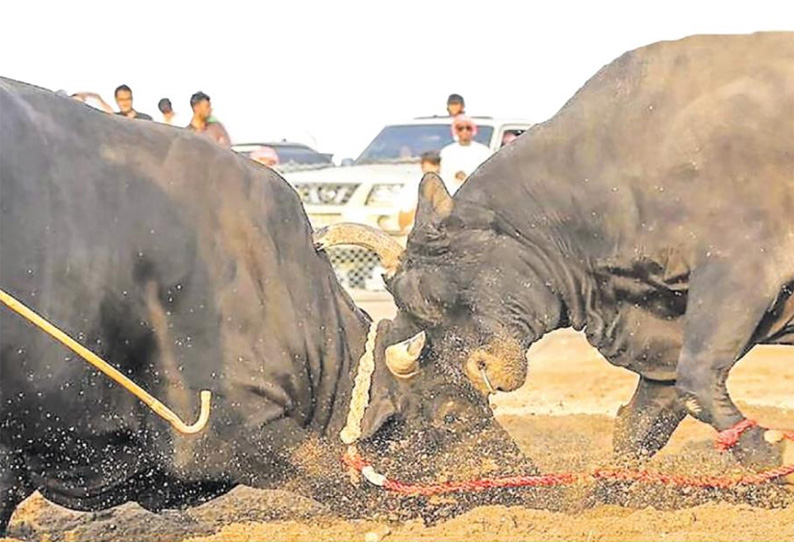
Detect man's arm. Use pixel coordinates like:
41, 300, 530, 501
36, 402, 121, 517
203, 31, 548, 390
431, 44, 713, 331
71, 92, 115, 114
396, 182, 418, 233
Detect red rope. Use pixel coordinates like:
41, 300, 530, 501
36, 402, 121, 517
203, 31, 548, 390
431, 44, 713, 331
715, 419, 758, 451
343, 422, 794, 497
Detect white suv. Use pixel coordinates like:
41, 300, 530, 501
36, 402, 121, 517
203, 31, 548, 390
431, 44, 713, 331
283, 116, 532, 234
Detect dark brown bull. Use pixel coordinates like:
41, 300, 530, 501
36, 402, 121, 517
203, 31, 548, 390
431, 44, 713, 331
0, 77, 531, 536
318, 32, 794, 479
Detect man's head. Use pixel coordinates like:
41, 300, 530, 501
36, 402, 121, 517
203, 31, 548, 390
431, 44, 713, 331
190, 91, 212, 120
452, 116, 477, 144
420, 151, 441, 174
158, 98, 173, 115
114, 84, 134, 113
447, 93, 465, 116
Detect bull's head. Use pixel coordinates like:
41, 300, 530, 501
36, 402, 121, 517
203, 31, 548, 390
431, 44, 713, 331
313, 215, 535, 477
314, 173, 564, 400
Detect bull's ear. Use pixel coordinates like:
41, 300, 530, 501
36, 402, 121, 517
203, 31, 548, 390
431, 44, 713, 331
414, 173, 453, 229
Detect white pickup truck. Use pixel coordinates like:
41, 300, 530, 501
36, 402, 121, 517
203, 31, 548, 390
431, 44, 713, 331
283, 116, 532, 234
283, 116, 532, 290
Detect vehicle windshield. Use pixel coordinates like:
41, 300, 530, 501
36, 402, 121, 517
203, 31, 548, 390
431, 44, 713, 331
276, 146, 333, 166
233, 144, 333, 167
355, 124, 493, 165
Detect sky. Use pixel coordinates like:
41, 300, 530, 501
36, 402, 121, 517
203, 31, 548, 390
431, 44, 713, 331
2, 0, 792, 161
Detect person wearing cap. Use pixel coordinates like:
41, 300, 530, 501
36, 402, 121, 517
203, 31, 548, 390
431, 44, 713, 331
446, 94, 465, 116
439, 115, 492, 195
187, 91, 231, 148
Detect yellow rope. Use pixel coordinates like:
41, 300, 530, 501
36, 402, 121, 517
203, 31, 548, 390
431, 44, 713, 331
0, 287, 211, 435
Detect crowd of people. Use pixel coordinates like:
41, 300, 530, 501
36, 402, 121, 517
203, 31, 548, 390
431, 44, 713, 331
60, 86, 502, 232
63, 85, 232, 148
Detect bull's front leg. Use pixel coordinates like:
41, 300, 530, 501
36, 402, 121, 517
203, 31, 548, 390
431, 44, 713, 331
614, 376, 687, 460
0, 444, 33, 536
675, 258, 792, 476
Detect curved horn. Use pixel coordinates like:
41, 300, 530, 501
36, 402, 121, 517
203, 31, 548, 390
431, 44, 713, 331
313, 223, 404, 276
384, 331, 426, 378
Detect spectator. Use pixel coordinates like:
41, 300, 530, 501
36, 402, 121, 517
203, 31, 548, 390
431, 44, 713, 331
397, 151, 441, 232
439, 116, 492, 195
158, 98, 177, 125
250, 146, 279, 167
187, 91, 231, 147
446, 93, 465, 117
501, 131, 518, 146
113, 84, 153, 120
420, 150, 442, 174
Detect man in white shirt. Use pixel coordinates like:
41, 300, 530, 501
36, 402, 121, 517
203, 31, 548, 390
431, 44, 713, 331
439, 115, 492, 195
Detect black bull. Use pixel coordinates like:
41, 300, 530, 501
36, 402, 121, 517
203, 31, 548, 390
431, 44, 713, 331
0, 77, 523, 535
319, 32, 794, 476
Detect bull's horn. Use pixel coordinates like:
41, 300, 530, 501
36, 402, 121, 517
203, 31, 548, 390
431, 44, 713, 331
313, 223, 404, 275
384, 331, 426, 378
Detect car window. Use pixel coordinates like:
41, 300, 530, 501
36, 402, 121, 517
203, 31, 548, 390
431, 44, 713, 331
356, 124, 494, 164
275, 146, 333, 166
233, 144, 333, 167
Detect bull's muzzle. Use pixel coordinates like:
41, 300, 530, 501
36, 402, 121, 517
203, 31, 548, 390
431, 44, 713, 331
464, 340, 527, 394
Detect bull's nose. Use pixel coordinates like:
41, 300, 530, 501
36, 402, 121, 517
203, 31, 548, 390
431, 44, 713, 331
465, 350, 526, 394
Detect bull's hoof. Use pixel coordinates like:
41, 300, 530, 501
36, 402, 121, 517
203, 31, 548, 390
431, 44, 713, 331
764, 430, 794, 485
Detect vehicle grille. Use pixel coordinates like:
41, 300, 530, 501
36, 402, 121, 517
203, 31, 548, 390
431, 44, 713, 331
325, 246, 385, 291
294, 183, 359, 205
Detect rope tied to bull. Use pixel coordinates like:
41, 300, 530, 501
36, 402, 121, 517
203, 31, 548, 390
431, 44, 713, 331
340, 321, 379, 445
342, 433, 794, 496
0, 287, 212, 435
340, 326, 794, 496
713, 418, 794, 452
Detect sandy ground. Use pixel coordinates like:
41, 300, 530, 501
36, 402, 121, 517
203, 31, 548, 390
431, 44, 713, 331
4, 295, 793, 541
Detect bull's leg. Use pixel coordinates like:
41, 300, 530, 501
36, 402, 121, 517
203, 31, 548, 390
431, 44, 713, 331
675, 259, 786, 470
0, 445, 33, 536
614, 377, 687, 459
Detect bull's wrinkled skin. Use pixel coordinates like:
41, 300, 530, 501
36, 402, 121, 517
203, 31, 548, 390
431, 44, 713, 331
386, 32, 794, 472
0, 77, 525, 535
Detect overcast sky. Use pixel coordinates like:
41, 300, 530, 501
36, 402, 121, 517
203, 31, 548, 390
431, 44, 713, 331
2, 1, 791, 160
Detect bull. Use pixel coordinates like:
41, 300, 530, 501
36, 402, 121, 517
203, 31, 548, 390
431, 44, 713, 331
319, 32, 794, 477
0, 77, 524, 536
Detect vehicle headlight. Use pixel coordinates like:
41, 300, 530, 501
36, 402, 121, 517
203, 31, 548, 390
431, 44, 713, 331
366, 184, 403, 207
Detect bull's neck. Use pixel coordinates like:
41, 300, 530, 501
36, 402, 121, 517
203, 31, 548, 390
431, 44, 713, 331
455, 159, 607, 339
509, 228, 591, 337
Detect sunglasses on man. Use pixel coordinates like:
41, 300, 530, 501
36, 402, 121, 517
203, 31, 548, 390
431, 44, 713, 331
456, 125, 473, 132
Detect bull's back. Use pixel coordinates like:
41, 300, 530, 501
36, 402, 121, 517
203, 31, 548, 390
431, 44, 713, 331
470, 32, 794, 258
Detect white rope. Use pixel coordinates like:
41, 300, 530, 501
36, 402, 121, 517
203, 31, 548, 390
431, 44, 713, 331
339, 320, 380, 445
